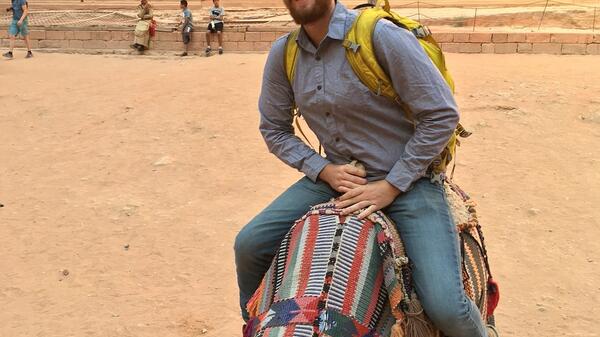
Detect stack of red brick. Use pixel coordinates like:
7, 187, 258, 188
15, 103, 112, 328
436, 32, 600, 55
1, 26, 598, 54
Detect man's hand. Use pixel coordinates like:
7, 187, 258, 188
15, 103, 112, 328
318, 163, 367, 193
335, 180, 401, 219
17, 20, 23, 27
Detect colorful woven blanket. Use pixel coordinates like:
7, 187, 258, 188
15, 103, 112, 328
245, 180, 499, 337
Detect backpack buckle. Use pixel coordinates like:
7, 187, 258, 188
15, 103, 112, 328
456, 123, 472, 138
343, 39, 361, 53
411, 26, 431, 38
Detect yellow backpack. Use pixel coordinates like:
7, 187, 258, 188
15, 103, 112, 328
284, 0, 471, 176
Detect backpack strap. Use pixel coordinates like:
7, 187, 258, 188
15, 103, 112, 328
342, 3, 454, 111
284, 29, 300, 84
343, 4, 449, 127
284, 29, 322, 154
343, 6, 399, 104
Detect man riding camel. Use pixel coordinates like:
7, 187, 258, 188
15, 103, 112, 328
234, 0, 490, 336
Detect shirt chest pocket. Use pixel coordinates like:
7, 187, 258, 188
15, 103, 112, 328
293, 85, 318, 113
329, 60, 377, 113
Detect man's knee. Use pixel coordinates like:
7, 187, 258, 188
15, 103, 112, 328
421, 292, 477, 336
234, 218, 272, 266
234, 225, 255, 260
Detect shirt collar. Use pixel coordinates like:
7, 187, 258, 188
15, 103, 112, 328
327, 2, 351, 40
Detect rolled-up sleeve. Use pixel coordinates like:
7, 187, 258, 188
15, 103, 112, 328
258, 37, 330, 182
373, 21, 460, 192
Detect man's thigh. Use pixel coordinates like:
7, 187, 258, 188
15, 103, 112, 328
236, 176, 338, 259
8, 20, 19, 37
20, 21, 29, 37
384, 178, 463, 298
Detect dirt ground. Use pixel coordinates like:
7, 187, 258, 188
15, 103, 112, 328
0, 51, 599, 337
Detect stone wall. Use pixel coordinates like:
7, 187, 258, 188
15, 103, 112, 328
435, 32, 600, 55
1, 26, 599, 55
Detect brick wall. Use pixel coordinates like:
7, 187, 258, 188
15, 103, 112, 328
437, 32, 600, 55
0, 26, 292, 53
1, 26, 599, 55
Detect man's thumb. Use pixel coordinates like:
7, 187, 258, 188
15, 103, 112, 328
347, 160, 367, 177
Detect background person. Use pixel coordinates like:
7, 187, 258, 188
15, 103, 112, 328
3, 0, 33, 59
205, 0, 225, 56
175, 0, 193, 56
131, 0, 154, 53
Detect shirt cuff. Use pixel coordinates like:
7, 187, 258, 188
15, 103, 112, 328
385, 160, 427, 193
301, 153, 331, 183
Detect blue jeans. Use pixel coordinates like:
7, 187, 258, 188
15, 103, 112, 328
234, 177, 488, 337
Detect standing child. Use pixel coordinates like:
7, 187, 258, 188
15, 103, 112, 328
3, 0, 33, 59
176, 0, 193, 56
205, 0, 224, 56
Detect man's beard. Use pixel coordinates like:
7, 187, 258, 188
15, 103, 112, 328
283, 0, 332, 25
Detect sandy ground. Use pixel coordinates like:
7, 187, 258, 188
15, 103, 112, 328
1, 51, 599, 337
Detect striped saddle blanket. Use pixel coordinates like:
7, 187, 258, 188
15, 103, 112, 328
245, 180, 499, 337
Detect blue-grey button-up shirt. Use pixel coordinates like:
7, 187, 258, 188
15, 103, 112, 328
258, 2, 459, 192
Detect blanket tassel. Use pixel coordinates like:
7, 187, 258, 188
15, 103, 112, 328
396, 297, 435, 337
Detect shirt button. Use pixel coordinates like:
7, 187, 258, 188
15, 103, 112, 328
317, 85, 322, 90
335, 137, 340, 142
316, 55, 321, 61
325, 112, 330, 116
